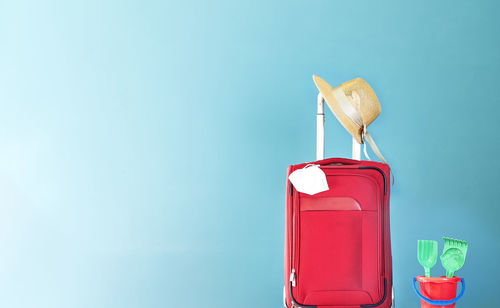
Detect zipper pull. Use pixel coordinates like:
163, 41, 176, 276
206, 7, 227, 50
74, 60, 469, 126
290, 269, 296, 287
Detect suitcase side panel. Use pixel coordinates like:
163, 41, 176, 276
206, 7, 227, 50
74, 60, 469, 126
285, 160, 392, 308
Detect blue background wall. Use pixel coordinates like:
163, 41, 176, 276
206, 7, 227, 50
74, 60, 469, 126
0, 0, 498, 307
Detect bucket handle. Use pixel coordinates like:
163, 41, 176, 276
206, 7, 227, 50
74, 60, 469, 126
413, 277, 465, 306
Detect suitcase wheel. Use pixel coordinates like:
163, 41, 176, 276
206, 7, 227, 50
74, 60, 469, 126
283, 285, 287, 308
392, 286, 395, 307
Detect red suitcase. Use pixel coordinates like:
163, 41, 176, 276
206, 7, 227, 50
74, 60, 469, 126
283, 95, 393, 308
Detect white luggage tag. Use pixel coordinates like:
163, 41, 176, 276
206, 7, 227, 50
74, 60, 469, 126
288, 164, 329, 195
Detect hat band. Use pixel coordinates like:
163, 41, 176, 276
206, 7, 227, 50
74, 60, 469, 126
331, 86, 364, 128
331, 86, 393, 183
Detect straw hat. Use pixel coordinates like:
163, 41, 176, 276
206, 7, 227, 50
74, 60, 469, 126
312, 75, 381, 144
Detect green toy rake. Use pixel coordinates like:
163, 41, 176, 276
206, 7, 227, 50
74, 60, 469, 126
440, 237, 468, 278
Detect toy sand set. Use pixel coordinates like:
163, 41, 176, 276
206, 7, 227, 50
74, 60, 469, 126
413, 238, 468, 308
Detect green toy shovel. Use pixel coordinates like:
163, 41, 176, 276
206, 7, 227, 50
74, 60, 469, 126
441, 237, 468, 278
418, 240, 438, 277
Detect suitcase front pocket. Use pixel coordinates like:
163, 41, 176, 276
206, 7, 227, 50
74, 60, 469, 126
296, 196, 380, 306
300, 211, 363, 290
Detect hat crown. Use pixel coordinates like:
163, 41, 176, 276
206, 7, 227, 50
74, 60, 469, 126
339, 78, 381, 125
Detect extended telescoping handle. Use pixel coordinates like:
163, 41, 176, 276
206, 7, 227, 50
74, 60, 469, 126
316, 93, 361, 161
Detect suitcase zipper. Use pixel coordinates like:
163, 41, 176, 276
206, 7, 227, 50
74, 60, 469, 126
290, 269, 296, 287
291, 182, 297, 287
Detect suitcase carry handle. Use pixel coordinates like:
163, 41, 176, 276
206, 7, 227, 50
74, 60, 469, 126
412, 277, 465, 306
315, 157, 361, 166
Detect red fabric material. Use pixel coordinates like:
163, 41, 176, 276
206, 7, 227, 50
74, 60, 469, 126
284, 158, 392, 308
